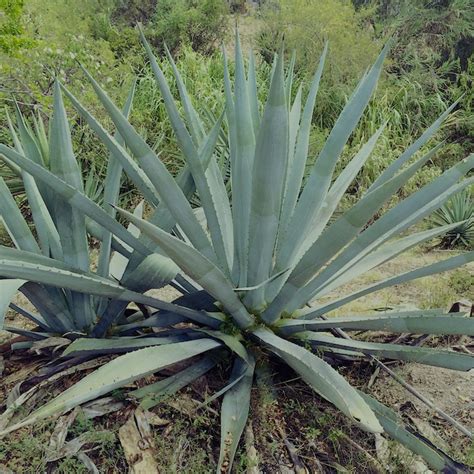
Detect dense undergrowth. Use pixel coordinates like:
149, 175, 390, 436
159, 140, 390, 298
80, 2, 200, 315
1, 0, 472, 218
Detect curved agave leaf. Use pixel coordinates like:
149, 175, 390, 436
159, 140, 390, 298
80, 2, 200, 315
0, 338, 221, 435
308, 250, 474, 317
120, 253, 179, 293
63, 335, 196, 357
97, 80, 136, 281
131, 354, 218, 410
0, 279, 26, 328
359, 392, 468, 472
288, 160, 474, 314
266, 123, 386, 304
8, 302, 48, 330
311, 220, 469, 299
11, 105, 53, 210
115, 207, 254, 329
141, 36, 234, 274
61, 85, 159, 207
19, 282, 74, 332
279, 311, 474, 336
297, 332, 474, 371
0, 250, 211, 323
163, 43, 205, 144
49, 83, 92, 329
278, 43, 328, 241
368, 98, 461, 191
274, 160, 474, 317
197, 329, 249, 363
82, 45, 216, 264
253, 328, 382, 433
218, 354, 255, 473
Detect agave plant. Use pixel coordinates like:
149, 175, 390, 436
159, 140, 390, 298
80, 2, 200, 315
431, 187, 473, 248
0, 83, 183, 338
0, 29, 473, 472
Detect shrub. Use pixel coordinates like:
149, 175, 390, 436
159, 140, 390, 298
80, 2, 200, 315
110, 0, 230, 55
0, 29, 473, 472
0, 0, 34, 54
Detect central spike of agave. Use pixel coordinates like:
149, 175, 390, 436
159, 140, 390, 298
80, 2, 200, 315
0, 28, 472, 472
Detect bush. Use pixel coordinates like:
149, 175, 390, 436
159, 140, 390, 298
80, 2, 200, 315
110, 0, 230, 55
0, 0, 34, 54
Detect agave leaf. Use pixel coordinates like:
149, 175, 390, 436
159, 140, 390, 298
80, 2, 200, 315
308, 250, 474, 317
114, 207, 254, 329
264, 144, 440, 321
0, 176, 40, 253
285, 50, 297, 105
49, 81, 88, 272
116, 310, 223, 333
267, 122, 385, 303
0, 280, 26, 328
312, 221, 468, 299
115, 313, 187, 333
97, 80, 136, 281
21, 177, 62, 260
293, 141, 441, 285
19, 282, 73, 332
266, 123, 384, 304
368, 99, 461, 191
0, 339, 221, 435
359, 392, 468, 472
278, 43, 328, 238
120, 253, 179, 293
247, 49, 260, 134
253, 328, 382, 433
164, 43, 205, 144
272, 157, 474, 318
162, 44, 234, 271
63, 335, 195, 357
245, 49, 288, 309
287, 85, 302, 168
12, 105, 45, 167
8, 302, 48, 330
132, 355, 218, 410
297, 332, 474, 371
231, 30, 256, 287
217, 354, 255, 473
61, 85, 159, 206
280, 311, 474, 336
199, 368, 247, 410
0, 249, 215, 324
294, 158, 474, 312
109, 200, 144, 281
197, 329, 249, 363
0, 144, 152, 257
79, 64, 216, 263
277, 43, 390, 271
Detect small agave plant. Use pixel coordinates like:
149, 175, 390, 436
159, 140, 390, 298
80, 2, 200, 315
0, 28, 473, 472
431, 188, 473, 248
